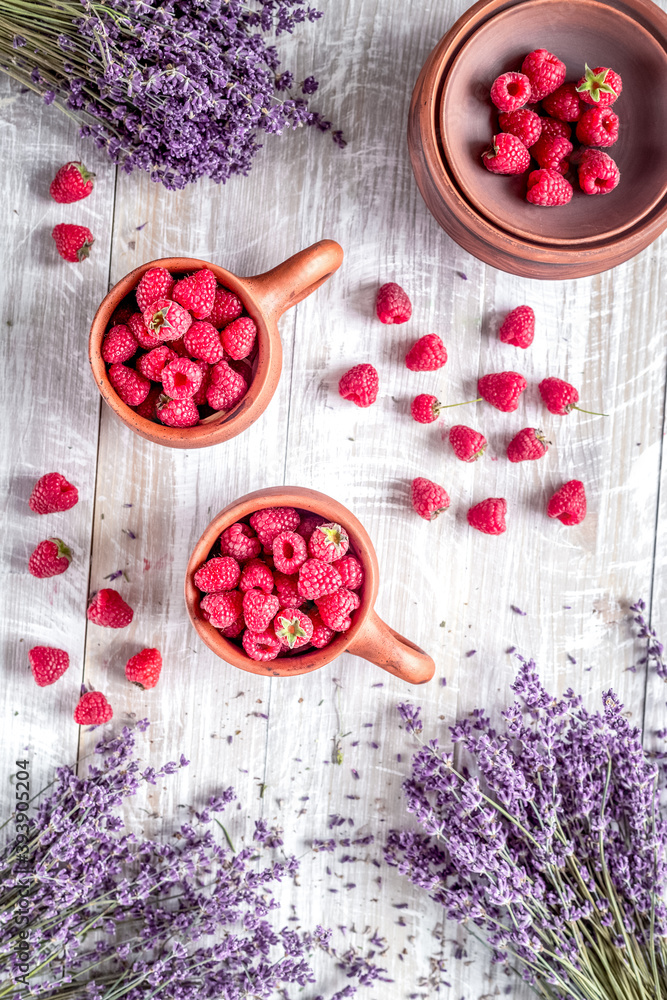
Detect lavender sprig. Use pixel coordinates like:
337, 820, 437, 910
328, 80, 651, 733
631, 599, 667, 680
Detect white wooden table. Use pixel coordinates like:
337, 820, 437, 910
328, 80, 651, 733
2, 1, 666, 996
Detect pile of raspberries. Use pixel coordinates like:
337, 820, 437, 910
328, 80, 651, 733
194, 508, 364, 663
102, 266, 256, 427
483, 49, 622, 206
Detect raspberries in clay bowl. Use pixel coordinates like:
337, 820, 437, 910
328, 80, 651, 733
101, 266, 253, 428
485, 50, 622, 205
194, 506, 364, 664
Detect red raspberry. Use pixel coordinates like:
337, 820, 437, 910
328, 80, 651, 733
334, 555, 363, 591
272, 531, 308, 575
478, 372, 527, 411
376, 282, 412, 324
526, 169, 573, 206
507, 427, 549, 462
222, 615, 245, 638
339, 364, 379, 407
411, 394, 442, 423
243, 589, 280, 632
87, 589, 134, 628
482, 133, 531, 175
242, 629, 282, 661
156, 396, 199, 427
102, 325, 138, 364
498, 107, 542, 147
467, 497, 507, 535
136, 268, 175, 313
274, 607, 313, 649
347, 591, 361, 611
125, 648, 162, 689
308, 522, 349, 562
136, 345, 177, 381
183, 321, 224, 363
29, 646, 69, 686
316, 588, 356, 631
222, 317, 257, 360
74, 691, 113, 725
29, 472, 78, 514
170, 337, 191, 357
411, 477, 450, 521
173, 269, 217, 319
521, 49, 566, 102
109, 364, 151, 406
532, 134, 572, 174
489, 71, 532, 112
498, 305, 535, 348
540, 117, 572, 140
576, 106, 619, 147
547, 480, 587, 525
298, 558, 343, 600
309, 611, 335, 649
576, 65, 622, 107
249, 507, 300, 548
128, 312, 160, 350
295, 514, 327, 542
239, 558, 275, 595
539, 376, 579, 414
220, 522, 261, 562
29, 537, 71, 578
207, 360, 247, 411
143, 299, 193, 342
111, 306, 134, 327
134, 386, 162, 421
577, 149, 620, 195
161, 358, 203, 400
194, 556, 241, 592
542, 82, 586, 122
405, 333, 447, 371
209, 288, 243, 327
191, 360, 212, 406
50, 161, 95, 203
52, 224, 94, 262
274, 572, 304, 608
449, 425, 487, 462
200, 590, 243, 628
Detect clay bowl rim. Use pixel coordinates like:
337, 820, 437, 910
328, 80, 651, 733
184, 486, 380, 678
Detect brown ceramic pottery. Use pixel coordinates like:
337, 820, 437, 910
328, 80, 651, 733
408, 0, 667, 278
89, 241, 343, 447
185, 486, 436, 685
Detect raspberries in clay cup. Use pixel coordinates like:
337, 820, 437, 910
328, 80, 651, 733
405, 333, 447, 371
526, 169, 573, 207
29, 472, 78, 514
498, 305, 534, 348
531, 134, 573, 174
576, 107, 619, 147
467, 498, 507, 535
576, 64, 622, 107
376, 282, 412, 324
50, 161, 95, 203
411, 477, 450, 521
338, 364, 379, 407
548, 480, 587, 525
578, 149, 620, 196
308, 522, 349, 562
542, 83, 585, 122
521, 49, 566, 102
498, 108, 542, 148
136, 268, 175, 313
489, 71, 532, 112
482, 133, 531, 175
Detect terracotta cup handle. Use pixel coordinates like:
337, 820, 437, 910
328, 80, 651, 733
347, 609, 435, 685
243, 239, 344, 322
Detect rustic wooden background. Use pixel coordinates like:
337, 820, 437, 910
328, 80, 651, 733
2, 0, 666, 996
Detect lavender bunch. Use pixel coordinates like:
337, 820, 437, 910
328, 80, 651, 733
387, 657, 667, 1000
0, 0, 341, 189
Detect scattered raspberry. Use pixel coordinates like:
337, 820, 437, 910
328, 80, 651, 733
156, 396, 199, 427
542, 82, 585, 121
242, 629, 282, 661
87, 589, 134, 628
207, 360, 247, 411
298, 558, 343, 600
526, 168, 573, 206
376, 282, 412, 324
50, 162, 95, 203
136, 345, 177, 381
239, 558, 275, 595
539, 376, 579, 414
221, 317, 257, 360
274, 572, 304, 608
308, 522, 349, 562
272, 531, 308, 574
531, 134, 573, 173
200, 589, 243, 628
405, 333, 447, 371
316, 589, 355, 631
52, 224, 94, 262
309, 611, 335, 649
125, 648, 162, 689
29, 472, 78, 514
498, 305, 535, 348
134, 385, 162, 421
183, 321, 224, 363
243, 589, 280, 632
296, 514, 327, 542
74, 691, 113, 725
547, 480, 587, 525
577, 149, 620, 195
136, 268, 175, 313
220, 522, 261, 562
144, 299, 193, 342
29, 537, 71, 578
507, 427, 549, 462
576, 106, 619, 146
467, 497, 507, 535
498, 107, 542, 147
102, 324, 138, 364
161, 358, 203, 400
411, 477, 450, 521
274, 608, 313, 649
478, 371, 527, 411
334, 555, 363, 591
109, 364, 151, 406
129, 312, 160, 350
194, 556, 241, 593
338, 364, 379, 407
209, 288, 244, 328
411, 394, 442, 423
521, 49, 566, 102
249, 507, 300, 548
173, 268, 217, 319
482, 133, 531, 175
29, 646, 69, 686
449, 425, 487, 462
489, 71, 532, 112
576, 64, 622, 107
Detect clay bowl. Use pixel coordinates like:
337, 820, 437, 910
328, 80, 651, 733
185, 486, 436, 685
408, 0, 667, 278
89, 241, 343, 447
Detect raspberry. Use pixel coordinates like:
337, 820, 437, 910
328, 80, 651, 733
478, 371, 527, 411
50, 161, 95, 203
156, 395, 199, 427
489, 71, 532, 112
207, 360, 247, 411
531, 134, 572, 174
482, 133, 531, 175
200, 589, 243, 628
338, 364, 379, 407
136, 345, 177, 381
295, 514, 327, 542
526, 169, 573, 206
161, 358, 203, 400
87, 589, 134, 628
405, 333, 447, 371
547, 480, 587, 525
222, 317, 257, 360
52, 224, 94, 262
308, 522, 349, 562
29, 646, 69, 686
411, 477, 450, 521
222, 615, 245, 638
576, 65, 622, 107
521, 49, 566, 102
133, 386, 161, 421
498, 305, 535, 348
191, 360, 213, 406
542, 83, 586, 122
243, 589, 280, 632
539, 376, 579, 414
239, 558, 275, 594
111, 306, 134, 327
347, 591, 361, 611
125, 648, 162, 689
136, 268, 175, 313
540, 117, 572, 141
220, 522, 261, 562
498, 107, 542, 147
411, 394, 442, 423
173, 269, 217, 319
376, 282, 412, 324
316, 589, 355, 631
102, 324, 138, 364
449, 425, 487, 462
109, 364, 151, 406
194, 556, 241, 592
128, 312, 160, 350
298, 558, 343, 600
74, 691, 113, 725
183, 321, 224, 363
507, 427, 549, 462
29, 472, 78, 514
170, 337, 191, 357
242, 629, 282, 661
334, 555, 363, 591
209, 288, 243, 328
467, 497, 507, 535
309, 611, 335, 649
274, 608, 313, 649
29, 538, 71, 578
576, 106, 619, 147
143, 299, 192, 342
578, 149, 620, 195
274, 572, 304, 608
272, 531, 308, 575
249, 508, 300, 548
